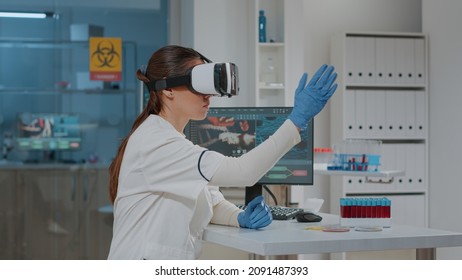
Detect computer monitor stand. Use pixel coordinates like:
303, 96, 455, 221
245, 184, 263, 205
245, 183, 291, 207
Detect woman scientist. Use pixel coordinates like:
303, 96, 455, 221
108, 45, 337, 259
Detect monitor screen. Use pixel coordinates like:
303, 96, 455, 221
16, 113, 82, 151
185, 107, 314, 186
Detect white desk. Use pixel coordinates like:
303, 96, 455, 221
203, 213, 462, 259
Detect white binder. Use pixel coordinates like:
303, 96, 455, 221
355, 90, 367, 138
395, 144, 407, 189
375, 38, 395, 85
374, 90, 387, 138
395, 38, 415, 84
345, 36, 357, 84
354, 37, 366, 84
344, 90, 356, 138
414, 143, 426, 189
405, 91, 416, 138
414, 38, 426, 85
385, 90, 395, 138
404, 144, 417, 189
365, 90, 376, 138
386, 91, 406, 138
396, 91, 407, 138
362, 37, 376, 84
415, 90, 427, 139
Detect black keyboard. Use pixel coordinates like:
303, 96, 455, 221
236, 204, 304, 220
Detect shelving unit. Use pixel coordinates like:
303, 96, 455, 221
253, 0, 285, 107
249, 0, 303, 107
329, 32, 429, 229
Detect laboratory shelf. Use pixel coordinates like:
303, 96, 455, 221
314, 164, 405, 178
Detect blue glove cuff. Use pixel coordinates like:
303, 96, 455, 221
288, 111, 309, 131
237, 211, 246, 228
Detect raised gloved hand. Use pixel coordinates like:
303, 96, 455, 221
288, 64, 338, 130
238, 195, 272, 229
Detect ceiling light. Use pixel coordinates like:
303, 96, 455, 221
0, 11, 57, 19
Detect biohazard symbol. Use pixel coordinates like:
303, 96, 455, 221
91, 40, 120, 68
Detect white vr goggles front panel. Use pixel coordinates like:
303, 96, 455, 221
191, 63, 238, 97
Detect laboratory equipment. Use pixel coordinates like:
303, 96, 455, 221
339, 197, 391, 227
258, 10, 266, 43
15, 113, 82, 162
328, 139, 382, 172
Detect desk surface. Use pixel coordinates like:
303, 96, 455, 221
204, 213, 462, 257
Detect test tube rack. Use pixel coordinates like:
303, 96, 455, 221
328, 139, 382, 172
339, 197, 392, 227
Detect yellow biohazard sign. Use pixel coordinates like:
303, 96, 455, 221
89, 37, 122, 81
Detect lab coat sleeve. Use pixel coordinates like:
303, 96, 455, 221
210, 199, 242, 227
208, 185, 226, 205
208, 185, 241, 227
209, 119, 300, 187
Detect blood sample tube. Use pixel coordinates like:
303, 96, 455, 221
366, 198, 372, 218
346, 199, 351, 218
350, 198, 357, 218
384, 198, 391, 218
377, 198, 383, 218
361, 198, 367, 218
371, 199, 377, 218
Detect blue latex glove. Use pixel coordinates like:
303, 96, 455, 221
238, 195, 272, 229
288, 64, 338, 130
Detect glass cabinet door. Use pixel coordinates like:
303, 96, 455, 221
0, 40, 138, 164
0, 40, 138, 259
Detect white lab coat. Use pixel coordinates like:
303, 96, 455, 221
108, 115, 226, 260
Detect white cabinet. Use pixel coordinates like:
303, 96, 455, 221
329, 32, 428, 228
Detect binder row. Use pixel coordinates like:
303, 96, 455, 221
343, 143, 426, 192
343, 90, 426, 139
345, 36, 426, 85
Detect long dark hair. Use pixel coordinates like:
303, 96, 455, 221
109, 45, 206, 203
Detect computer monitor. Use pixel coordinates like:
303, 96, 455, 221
185, 107, 314, 204
16, 113, 82, 153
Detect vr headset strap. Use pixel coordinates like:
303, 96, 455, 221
149, 75, 191, 92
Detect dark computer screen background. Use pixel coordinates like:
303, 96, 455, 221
185, 107, 314, 189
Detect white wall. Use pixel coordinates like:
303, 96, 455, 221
297, 0, 421, 212
423, 0, 462, 260
191, 0, 253, 107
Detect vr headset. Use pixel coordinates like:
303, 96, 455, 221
149, 61, 239, 98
